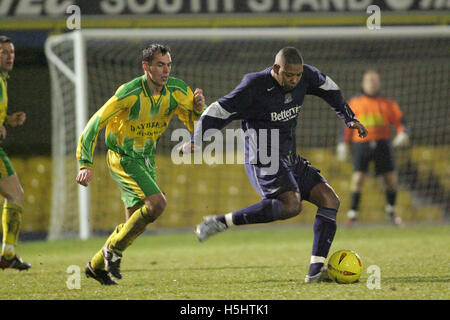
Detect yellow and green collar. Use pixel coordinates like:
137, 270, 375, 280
142, 75, 166, 98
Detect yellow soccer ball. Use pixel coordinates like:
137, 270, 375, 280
327, 249, 363, 284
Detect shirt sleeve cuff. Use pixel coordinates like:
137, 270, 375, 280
78, 161, 93, 169
193, 104, 207, 117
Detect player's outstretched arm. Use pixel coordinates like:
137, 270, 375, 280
76, 167, 93, 187
181, 73, 253, 154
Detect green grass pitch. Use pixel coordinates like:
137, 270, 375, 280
1, 224, 449, 300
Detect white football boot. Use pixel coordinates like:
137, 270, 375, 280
304, 266, 330, 283
195, 216, 227, 242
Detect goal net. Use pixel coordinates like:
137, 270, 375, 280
45, 27, 450, 239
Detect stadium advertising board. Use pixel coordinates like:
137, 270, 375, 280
0, 0, 448, 16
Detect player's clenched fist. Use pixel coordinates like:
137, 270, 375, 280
193, 88, 205, 112
7, 111, 26, 127
348, 121, 368, 139
76, 167, 94, 187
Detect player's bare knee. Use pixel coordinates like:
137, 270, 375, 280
143, 194, 167, 222
314, 183, 340, 210
277, 192, 302, 219
351, 173, 365, 191
322, 192, 341, 210
331, 194, 340, 210
142, 204, 159, 223
280, 198, 302, 220
152, 197, 167, 216
288, 201, 302, 218
4, 188, 24, 205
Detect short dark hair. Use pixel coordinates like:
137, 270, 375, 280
0, 36, 12, 44
142, 44, 171, 63
278, 47, 303, 65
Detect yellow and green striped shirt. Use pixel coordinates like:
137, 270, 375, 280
77, 75, 204, 168
0, 72, 8, 125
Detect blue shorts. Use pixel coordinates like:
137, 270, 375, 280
245, 154, 327, 201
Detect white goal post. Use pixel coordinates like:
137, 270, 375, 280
44, 26, 450, 240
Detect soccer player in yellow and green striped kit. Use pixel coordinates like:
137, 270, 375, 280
76, 44, 206, 285
0, 36, 30, 271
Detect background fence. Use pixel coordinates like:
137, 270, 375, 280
0, 2, 448, 238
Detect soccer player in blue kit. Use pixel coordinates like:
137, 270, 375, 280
184, 47, 368, 282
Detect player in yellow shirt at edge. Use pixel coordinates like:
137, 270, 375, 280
76, 44, 206, 285
0, 36, 30, 271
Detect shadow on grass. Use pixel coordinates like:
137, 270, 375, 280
382, 275, 450, 284
126, 264, 300, 273
124, 264, 307, 288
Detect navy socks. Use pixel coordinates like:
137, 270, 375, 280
216, 199, 284, 226
350, 192, 361, 211
215, 201, 338, 278
308, 207, 337, 276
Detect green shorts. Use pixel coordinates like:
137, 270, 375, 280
106, 149, 161, 209
0, 147, 15, 179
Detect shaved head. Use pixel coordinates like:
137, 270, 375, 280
271, 47, 304, 91
274, 47, 303, 66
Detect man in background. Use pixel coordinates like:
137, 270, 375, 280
337, 70, 409, 226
